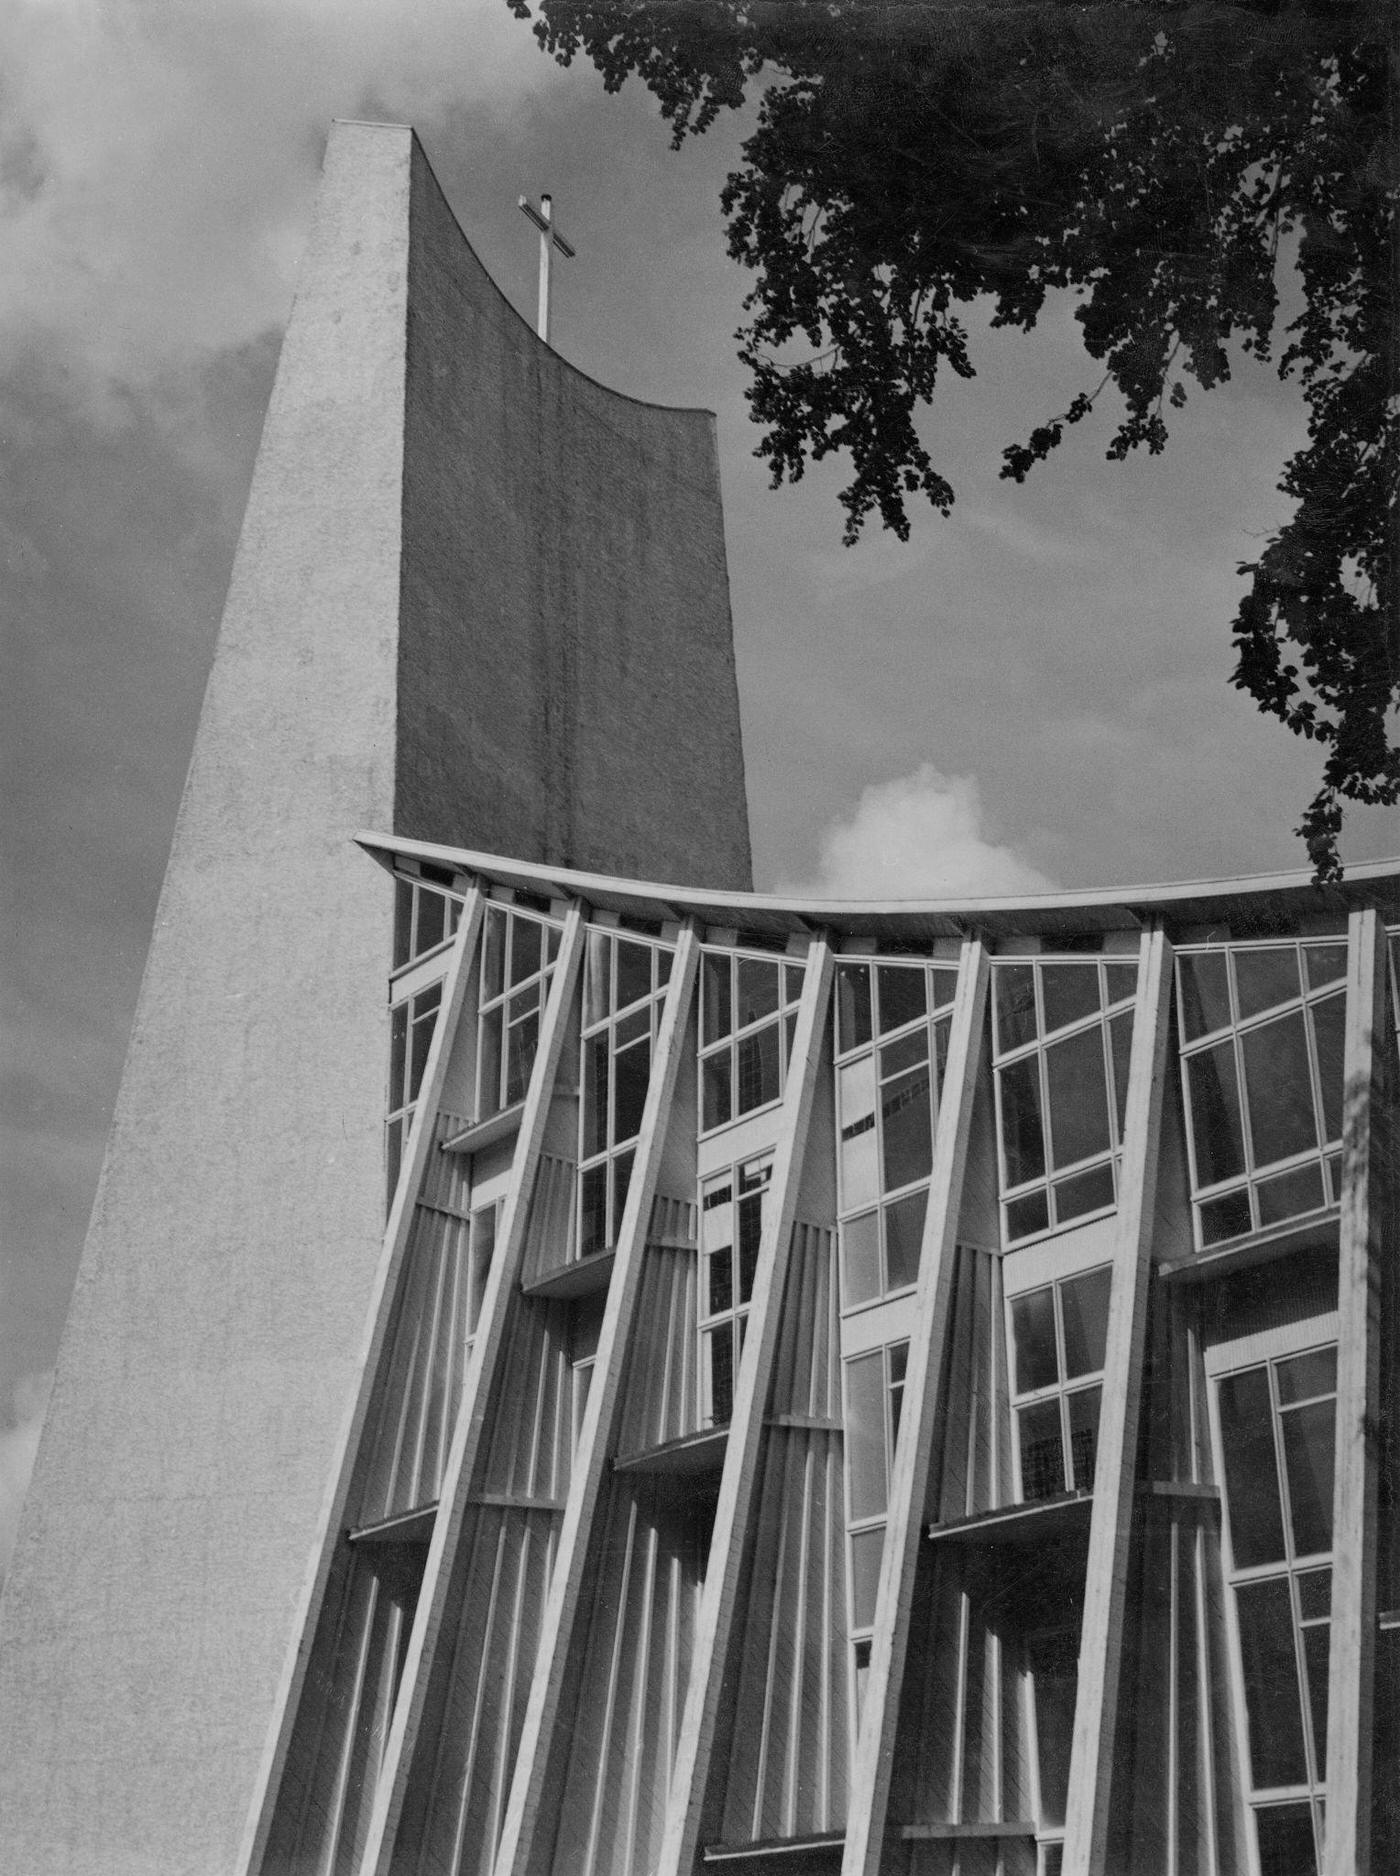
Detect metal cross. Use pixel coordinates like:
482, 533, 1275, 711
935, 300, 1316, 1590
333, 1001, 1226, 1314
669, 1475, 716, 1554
518, 193, 576, 346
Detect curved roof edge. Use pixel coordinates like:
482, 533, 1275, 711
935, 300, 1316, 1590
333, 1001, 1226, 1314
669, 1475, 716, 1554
356, 832, 1400, 939
329, 119, 721, 423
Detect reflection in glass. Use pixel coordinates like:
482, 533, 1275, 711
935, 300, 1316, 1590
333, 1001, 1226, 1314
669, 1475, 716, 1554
1046, 1026, 1112, 1168
703, 952, 733, 1044
1011, 1287, 1059, 1394
994, 963, 1037, 1052
1178, 950, 1232, 1039
877, 964, 926, 1033
837, 964, 872, 1052
1187, 1042, 1247, 1185
1234, 946, 1301, 1021
1061, 1267, 1111, 1377
1218, 1368, 1286, 1567
1281, 1400, 1335, 1558
1042, 961, 1101, 1034
1018, 1399, 1065, 1500
1236, 1577, 1307, 1787
1241, 1011, 1316, 1167
1001, 1055, 1046, 1185
884, 1188, 926, 1290
1311, 992, 1346, 1144
736, 956, 780, 1026
1054, 1161, 1116, 1225
1067, 1385, 1101, 1490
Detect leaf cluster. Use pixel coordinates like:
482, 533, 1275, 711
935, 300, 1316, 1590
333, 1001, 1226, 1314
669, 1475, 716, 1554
511, 0, 1398, 877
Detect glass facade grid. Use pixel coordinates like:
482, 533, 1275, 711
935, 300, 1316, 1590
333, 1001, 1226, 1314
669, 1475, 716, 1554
476, 901, 562, 1122
843, 1339, 908, 1720
833, 958, 958, 1309
699, 945, 804, 1133
1176, 940, 1347, 1249
392, 864, 464, 973
578, 926, 674, 1260
1007, 1265, 1112, 1502
386, 976, 446, 1202
1212, 1339, 1338, 1874
991, 957, 1137, 1248
698, 1153, 772, 1426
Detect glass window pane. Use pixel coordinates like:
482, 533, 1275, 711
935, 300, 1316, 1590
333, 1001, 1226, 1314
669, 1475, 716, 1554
579, 1164, 608, 1260
1178, 951, 1232, 1040
702, 1052, 732, 1131
1045, 1026, 1112, 1170
850, 1525, 884, 1631
510, 915, 542, 986
393, 878, 413, 968
1218, 1368, 1287, 1568
1234, 946, 1301, 1022
1296, 1567, 1330, 1620
1200, 1188, 1252, 1245
584, 930, 611, 1027
736, 957, 780, 1027
1256, 1162, 1325, 1227
1235, 1577, 1308, 1787
1242, 1011, 1318, 1169
1187, 1042, 1247, 1186
1067, 1385, 1102, 1491
708, 1247, 733, 1317
882, 1066, 934, 1192
1030, 1635, 1079, 1828
1011, 1287, 1059, 1394
390, 1003, 408, 1108
612, 1035, 651, 1144
783, 963, 804, 1006
505, 1008, 538, 1106
655, 945, 671, 985
737, 1023, 781, 1114
1006, 1189, 1049, 1241
1275, 1348, 1336, 1406
469, 1205, 496, 1329
847, 1354, 889, 1520
930, 966, 959, 1010
880, 1027, 928, 1079
840, 1103, 880, 1214
837, 964, 873, 1053
582, 1035, 610, 1158
478, 1005, 502, 1115
841, 1211, 882, 1311
1304, 943, 1347, 990
994, 963, 1038, 1053
708, 1324, 735, 1425
416, 888, 445, 956
1310, 992, 1345, 1145
386, 1115, 404, 1203
615, 939, 652, 1011
1041, 962, 1102, 1034
737, 1192, 763, 1302
1302, 1622, 1330, 1776
884, 1189, 927, 1292
877, 965, 927, 1034
409, 1006, 437, 1102
1253, 1803, 1318, 1876
1054, 1161, 1116, 1226
482, 909, 505, 1001
1104, 960, 1138, 1005
1000, 1055, 1046, 1186
1061, 1267, 1112, 1378
703, 952, 733, 1044
611, 1149, 634, 1240
1281, 1398, 1335, 1558
1109, 1010, 1134, 1136
1018, 1399, 1066, 1500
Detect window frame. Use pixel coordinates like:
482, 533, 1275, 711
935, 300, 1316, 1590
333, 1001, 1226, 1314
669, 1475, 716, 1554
1205, 1314, 1340, 1875
990, 956, 1137, 1249
697, 944, 805, 1136
1004, 1262, 1113, 1503
696, 1151, 774, 1428
474, 900, 562, 1122
842, 1337, 909, 1753
832, 956, 959, 1312
1176, 938, 1347, 1251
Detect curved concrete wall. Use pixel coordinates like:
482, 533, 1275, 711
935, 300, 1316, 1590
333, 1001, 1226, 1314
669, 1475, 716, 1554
0, 122, 750, 1876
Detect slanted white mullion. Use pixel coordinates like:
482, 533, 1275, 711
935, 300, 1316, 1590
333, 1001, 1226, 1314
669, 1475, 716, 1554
357, 899, 588, 1876
491, 923, 702, 1876
235, 882, 485, 1876
1060, 924, 1173, 1876
657, 933, 835, 1876
1323, 907, 1391, 1876
841, 935, 988, 1876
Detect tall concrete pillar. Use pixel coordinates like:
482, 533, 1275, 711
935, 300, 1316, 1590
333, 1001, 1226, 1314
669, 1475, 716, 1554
0, 121, 750, 1876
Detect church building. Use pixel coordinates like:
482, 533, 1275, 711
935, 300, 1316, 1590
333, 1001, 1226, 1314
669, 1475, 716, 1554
0, 122, 1396, 1876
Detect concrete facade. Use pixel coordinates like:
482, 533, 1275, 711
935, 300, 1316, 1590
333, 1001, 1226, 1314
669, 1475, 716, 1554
0, 122, 749, 1876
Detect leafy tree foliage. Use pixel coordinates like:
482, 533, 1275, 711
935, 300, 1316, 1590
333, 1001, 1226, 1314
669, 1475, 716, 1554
510, 0, 1397, 876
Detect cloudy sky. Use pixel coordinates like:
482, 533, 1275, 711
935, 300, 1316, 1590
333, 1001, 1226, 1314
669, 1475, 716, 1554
2, 0, 1395, 1569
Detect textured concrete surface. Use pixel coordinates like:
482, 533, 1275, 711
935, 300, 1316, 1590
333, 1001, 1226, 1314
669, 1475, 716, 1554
0, 122, 751, 1876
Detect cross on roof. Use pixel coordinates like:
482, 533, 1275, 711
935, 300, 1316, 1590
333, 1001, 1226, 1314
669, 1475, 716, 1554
518, 193, 576, 347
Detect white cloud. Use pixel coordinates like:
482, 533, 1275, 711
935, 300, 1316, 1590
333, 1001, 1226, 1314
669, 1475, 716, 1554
0, 0, 548, 403
0, 1369, 53, 1586
790, 763, 1056, 899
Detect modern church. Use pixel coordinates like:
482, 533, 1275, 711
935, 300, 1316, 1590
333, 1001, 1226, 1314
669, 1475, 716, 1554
1, 123, 1396, 1876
